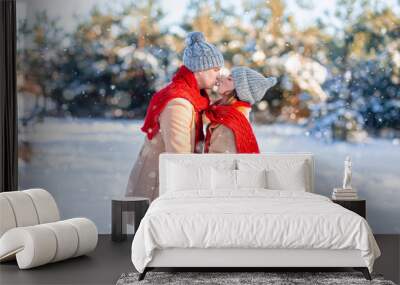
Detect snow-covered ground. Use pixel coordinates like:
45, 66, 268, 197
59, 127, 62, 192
19, 117, 400, 234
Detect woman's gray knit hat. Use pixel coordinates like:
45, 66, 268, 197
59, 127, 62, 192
231, 66, 277, 105
183, 32, 224, 72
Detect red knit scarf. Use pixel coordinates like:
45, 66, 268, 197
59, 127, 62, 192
204, 100, 260, 153
141, 66, 210, 151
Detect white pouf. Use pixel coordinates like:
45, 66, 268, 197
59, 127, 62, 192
0, 189, 98, 269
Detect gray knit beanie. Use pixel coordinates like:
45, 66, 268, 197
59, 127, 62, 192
183, 32, 224, 72
231, 66, 277, 105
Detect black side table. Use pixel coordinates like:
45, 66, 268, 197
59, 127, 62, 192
332, 199, 366, 219
112, 197, 150, 242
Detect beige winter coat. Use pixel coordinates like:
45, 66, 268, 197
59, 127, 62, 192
125, 98, 196, 202
204, 101, 251, 154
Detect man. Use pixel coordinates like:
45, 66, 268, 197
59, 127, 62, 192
125, 31, 224, 202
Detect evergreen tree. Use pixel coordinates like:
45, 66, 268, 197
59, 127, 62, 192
17, 11, 65, 121
56, 1, 171, 118
18, 1, 173, 119
309, 1, 400, 141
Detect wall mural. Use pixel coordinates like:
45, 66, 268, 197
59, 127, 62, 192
17, 0, 400, 234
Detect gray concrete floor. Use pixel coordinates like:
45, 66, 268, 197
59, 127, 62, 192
0, 235, 399, 285
374, 234, 400, 284
0, 235, 134, 285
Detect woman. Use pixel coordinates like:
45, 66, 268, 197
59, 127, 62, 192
204, 66, 277, 153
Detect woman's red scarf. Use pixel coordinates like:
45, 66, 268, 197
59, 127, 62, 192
141, 66, 210, 151
204, 100, 260, 153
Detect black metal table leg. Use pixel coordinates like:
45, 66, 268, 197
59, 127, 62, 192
112, 200, 125, 241
134, 200, 150, 234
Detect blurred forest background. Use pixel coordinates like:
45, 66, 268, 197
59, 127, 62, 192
17, 0, 400, 143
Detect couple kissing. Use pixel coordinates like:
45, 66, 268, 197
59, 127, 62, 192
125, 31, 277, 202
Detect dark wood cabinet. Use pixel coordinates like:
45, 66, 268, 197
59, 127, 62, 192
332, 199, 366, 219
112, 197, 150, 242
